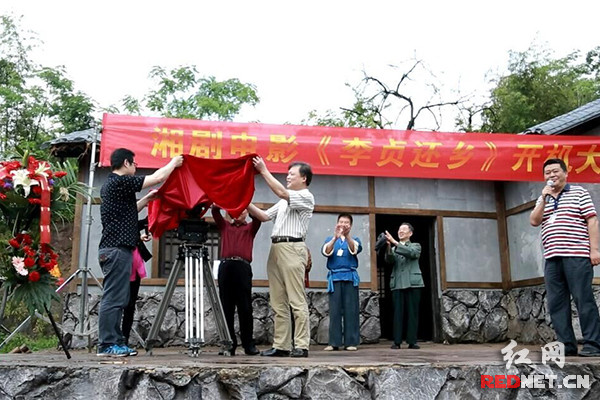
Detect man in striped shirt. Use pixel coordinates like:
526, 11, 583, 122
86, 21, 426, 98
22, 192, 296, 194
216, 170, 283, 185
248, 157, 314, 358
530, 158, 600, 357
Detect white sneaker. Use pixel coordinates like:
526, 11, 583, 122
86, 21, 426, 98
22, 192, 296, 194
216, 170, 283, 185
345, 346, 358, 351
324, 345, 338, 351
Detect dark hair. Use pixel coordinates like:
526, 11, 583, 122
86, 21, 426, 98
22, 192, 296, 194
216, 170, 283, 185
401, 222, 414, 233
110, 148, 135, 170
337, 213, 353, 225
289, 161, 313, 186
543, 158, 567, 173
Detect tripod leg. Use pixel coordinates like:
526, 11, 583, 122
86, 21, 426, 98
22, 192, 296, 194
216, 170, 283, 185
44, 305, 71, 359
187, 249, 202, 357
144, 257, 184, 354
202, 252, 233, 355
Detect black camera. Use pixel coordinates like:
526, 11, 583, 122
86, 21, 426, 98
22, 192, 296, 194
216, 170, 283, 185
177, 218, 209, 243
177, 204, 210, 243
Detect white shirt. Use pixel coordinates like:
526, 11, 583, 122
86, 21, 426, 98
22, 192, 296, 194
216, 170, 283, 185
266, 188, 314, 239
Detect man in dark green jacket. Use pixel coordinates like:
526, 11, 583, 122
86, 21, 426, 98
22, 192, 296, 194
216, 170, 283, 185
385, 223, 423, 349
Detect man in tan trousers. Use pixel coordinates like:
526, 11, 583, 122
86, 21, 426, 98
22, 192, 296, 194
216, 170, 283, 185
248, 156, 314, 358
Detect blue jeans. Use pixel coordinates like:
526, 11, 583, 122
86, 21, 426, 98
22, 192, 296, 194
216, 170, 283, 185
98, 247, 133, 349
545, 256, 600, 352
328, 281, 360, 347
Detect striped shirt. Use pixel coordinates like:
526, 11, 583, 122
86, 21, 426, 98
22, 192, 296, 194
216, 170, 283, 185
536, 184, 597, 259
266, 189, 314, 239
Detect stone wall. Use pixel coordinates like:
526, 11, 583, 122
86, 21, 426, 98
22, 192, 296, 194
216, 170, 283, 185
1, 363, 597, 399
62, 290, 380, 349
441, 286, 600, 344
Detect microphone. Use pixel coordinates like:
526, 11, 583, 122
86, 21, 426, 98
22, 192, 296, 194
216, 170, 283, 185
545, 180, 555, 203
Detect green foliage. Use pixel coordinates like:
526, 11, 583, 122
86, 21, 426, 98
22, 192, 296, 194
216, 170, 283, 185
123, 65, 259, 121
478, 44, 600, 133
0, 15, 96, 158
7, 274, 60, 315
303, 86, 387, 129
49, 159, 87, 224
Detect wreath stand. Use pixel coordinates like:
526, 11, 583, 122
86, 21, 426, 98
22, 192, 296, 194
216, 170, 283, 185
0, 285, 70, 359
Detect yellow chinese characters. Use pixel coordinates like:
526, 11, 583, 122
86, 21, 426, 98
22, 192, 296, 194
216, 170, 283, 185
376, 139, 407, 167
266, 135, 298, 163
410, 141, 442, 168
231, 132, 258, 156
190, 130, 223, 159
340, 137, 373, 166
151, 127, 184, 158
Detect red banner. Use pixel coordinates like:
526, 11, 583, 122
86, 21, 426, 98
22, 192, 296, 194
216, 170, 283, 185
100, 113, 600, 182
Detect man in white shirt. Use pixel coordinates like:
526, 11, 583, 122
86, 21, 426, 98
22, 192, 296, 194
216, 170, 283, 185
248, 157, 314, 358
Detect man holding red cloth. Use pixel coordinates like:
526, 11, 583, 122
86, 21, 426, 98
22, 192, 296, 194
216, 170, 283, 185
248, 157, 314, 358
212, 205, 261, 356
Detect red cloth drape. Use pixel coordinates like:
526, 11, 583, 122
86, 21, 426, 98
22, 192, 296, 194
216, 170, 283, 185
148, 154, 257, 237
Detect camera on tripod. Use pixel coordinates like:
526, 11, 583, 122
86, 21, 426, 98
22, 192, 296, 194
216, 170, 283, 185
177, 204, 210, 244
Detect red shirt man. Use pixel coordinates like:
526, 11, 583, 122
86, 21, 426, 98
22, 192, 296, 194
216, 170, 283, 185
212, 205, 261, 356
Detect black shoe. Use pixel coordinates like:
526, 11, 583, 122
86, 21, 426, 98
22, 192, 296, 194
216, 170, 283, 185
565, 347, 578, 357
290, 348, 309, 358
244, 345, 260, 356
390, 343, 400, 349
579, 347, 600, 357
219, 346, 236, 356
408, 344, 420, 349
261, 348, 290, 357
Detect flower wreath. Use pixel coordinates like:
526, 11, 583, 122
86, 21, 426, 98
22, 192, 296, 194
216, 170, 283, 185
0, 156, 69, 314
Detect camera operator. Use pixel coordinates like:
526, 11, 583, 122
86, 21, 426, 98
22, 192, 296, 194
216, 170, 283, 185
212, 205, 261, 356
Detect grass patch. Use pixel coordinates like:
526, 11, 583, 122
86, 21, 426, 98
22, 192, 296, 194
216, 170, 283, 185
0, 330, 59, 353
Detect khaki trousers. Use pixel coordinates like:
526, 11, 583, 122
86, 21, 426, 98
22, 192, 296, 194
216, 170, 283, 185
267, 242, 310, 351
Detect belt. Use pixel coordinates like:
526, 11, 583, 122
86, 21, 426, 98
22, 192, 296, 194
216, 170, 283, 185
271, 236, 304, 244
222, 256, 251, 264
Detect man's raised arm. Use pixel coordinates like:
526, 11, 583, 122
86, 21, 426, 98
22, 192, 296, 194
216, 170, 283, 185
142, 155, 184, 189
247, 203, 271, 222
253, 156, 289, 201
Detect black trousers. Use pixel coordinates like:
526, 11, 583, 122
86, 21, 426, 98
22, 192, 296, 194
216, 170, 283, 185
122, 276, 141, 346
218, 259, 254, 350
545, 256, 600, 352
392, 287, 421, 346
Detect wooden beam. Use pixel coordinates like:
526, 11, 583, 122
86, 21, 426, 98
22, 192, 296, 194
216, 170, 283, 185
506, 199, 537, 217
252, 202, 497, 219
74, 277, 370, 289
437, 217, 447, 291
495, 182, 511, 291
512, 277, 545, 287
368, 177, 378, 292
445, 281, 504, 289
67, 195, 84, 293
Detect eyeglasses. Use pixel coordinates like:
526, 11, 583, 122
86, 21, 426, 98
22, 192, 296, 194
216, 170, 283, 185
130, 161, 138, 168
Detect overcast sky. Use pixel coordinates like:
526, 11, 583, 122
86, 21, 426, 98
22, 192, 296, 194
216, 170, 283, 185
2, 0, 599, 131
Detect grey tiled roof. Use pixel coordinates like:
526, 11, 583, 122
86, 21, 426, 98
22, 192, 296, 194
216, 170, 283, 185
522, 98, 600, 135
41, 128, 100, 148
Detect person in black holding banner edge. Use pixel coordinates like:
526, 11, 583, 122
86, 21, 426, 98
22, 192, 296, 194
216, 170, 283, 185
97, 148, 182, 357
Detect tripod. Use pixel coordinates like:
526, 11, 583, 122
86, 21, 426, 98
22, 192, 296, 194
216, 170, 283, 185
145, 242, 233, 357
